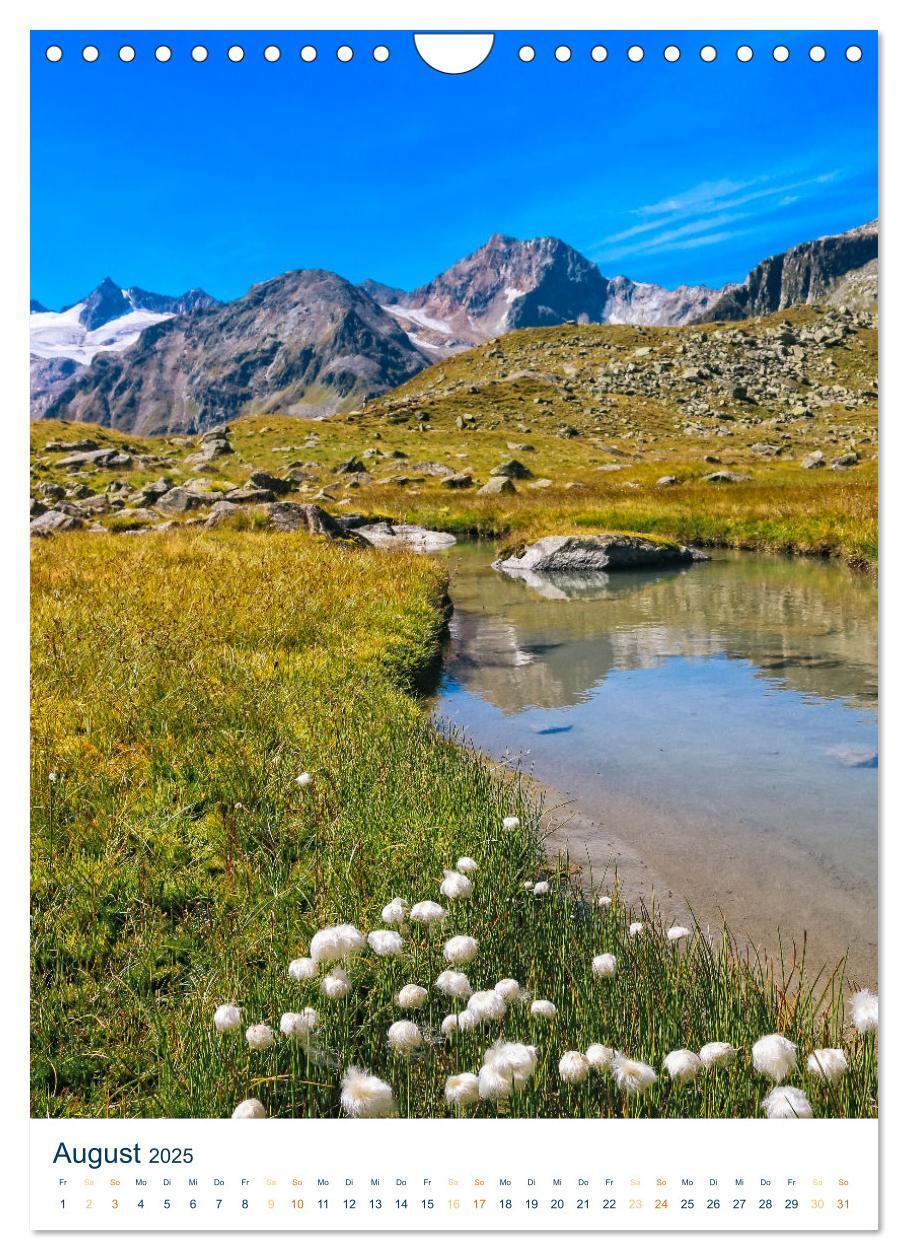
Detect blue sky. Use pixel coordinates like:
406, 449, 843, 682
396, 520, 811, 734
30, 30, 877, 308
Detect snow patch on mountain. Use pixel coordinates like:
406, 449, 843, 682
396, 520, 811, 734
30, 303, 176, 365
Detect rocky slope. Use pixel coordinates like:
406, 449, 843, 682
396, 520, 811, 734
43, 270, 432, 434
698, 221, 878, 323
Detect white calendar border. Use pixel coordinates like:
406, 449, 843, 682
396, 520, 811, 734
2, 0, 901, 1254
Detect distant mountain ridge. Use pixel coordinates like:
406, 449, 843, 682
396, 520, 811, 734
31, 221, 877, 431
40, 270, 431, 434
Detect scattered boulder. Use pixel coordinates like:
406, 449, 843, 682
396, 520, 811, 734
490, 459, 533, 480
204, 500, 247, 528
36, 482, 65, 501
493, 533, 708, 572
656, 475, 679, 487
831, 452, 859, 469
265, 502, 370, 543
334, 456, 367, 474
802, 450, 825, 469
478, 476, 517, 495
702, 470, 751, 484
226, 487, 275, 505
30, 509, 84, 536
412, 462, 456, 478
440, 473, 474, 489
247, 470, 294, 494
155, 486, 203, 514
56, 447, 127, 469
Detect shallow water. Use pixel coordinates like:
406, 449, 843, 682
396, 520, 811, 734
436, 543, 878, 982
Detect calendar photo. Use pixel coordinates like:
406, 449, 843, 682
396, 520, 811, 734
29, 24, 878, 1151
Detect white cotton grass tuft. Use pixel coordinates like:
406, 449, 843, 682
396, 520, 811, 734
559, 1051, 590, 1084
457, 1008, 479, 1032
441, 1013, 459, 1038
367, 929, 404, 957
245, 1023, 275, 1050
295, 771, 313, 788
214, 1003, 242, 1032
410, 900, 446, 926
340, 1066, 395, 1118
494, 978, 522, 1004
592, 953, 617, 978
752, 1034, 798, 1082
586, 1044, 618, 1073
761, 1086, 813, 1119
850, 989, 878, 1034
467, 990, 507, 1024
523, 881, 535, 891
502, 816, 520, 832
480, 1041, 539, 1097
396, 983, 428, 1010
807, 1047, 849, 1085
321, 966, 351, 999
443, 935, 478, 965
666, 925, 691, 943
435, 969, 473, 1000
597, 895, 612, 909
529, 999, 557, 1021
445, 1072, 480, 1108
532, 881, 550, 896
288, 956, 318, 981
700, 1041, 736, 1068
664, 1049, 703, 1083
279, 1009, 319, 1041
611, 1055, 658, 1095
387, 1019, 423, 1054
440, 869, 473, 900
232, 1098, 267, 1119
456, 856, 478, 874
628, 921, 645, 937
309, 924, 365, 964
381, 897, 408, 925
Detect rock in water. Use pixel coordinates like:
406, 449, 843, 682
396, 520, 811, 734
354, 522, 457, 551
493, 533, 708, 572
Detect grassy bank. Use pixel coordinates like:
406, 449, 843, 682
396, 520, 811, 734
31, 532, 877, 1118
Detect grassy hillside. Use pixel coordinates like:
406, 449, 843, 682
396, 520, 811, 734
32, 531, 877, 1118
31, 306, 877, 567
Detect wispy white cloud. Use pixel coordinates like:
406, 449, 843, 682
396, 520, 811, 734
590, 169, 845, 263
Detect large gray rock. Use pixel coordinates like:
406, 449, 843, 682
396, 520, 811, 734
702, 470, 751, 484
226, 487, 275, 505
30, 509, 84, 536
478, 475, 517, 495
155, 486, 202, 514
493, 533, 708, 572
247, 470, 293, 494
265, 502, 370, 543
204, 500, 247, 528
56, 447, 125, 469
802, 450, 825, 469
490, 459, 533, 480
354, 522, 457, 551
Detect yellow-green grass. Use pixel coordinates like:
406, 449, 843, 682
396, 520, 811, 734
32, 531, 877, 1118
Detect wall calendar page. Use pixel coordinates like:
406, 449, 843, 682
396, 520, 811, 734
22, 9, 882, 1242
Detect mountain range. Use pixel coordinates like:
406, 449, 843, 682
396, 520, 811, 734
31, 221, 878, 434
